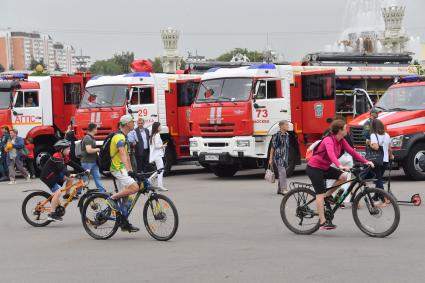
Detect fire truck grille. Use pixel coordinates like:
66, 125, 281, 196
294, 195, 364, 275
82, 127, 113, 140
350, 126, 366, 146
199, 123, 235, 134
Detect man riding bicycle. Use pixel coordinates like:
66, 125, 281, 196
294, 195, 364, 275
307, 119, 374, 230
105, 115, 142, 232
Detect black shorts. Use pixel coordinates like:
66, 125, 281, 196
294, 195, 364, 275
306, 165, 343, 194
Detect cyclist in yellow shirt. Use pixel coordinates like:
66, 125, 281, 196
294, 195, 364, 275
105, 115, 140, 232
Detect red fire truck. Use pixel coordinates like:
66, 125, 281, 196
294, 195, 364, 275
189, 63, 336, 177
0, 72, 90, 173
74, 72, 200, 174
349, 76, 425, 180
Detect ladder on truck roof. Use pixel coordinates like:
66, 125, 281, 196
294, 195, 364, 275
303, 52, 413, 66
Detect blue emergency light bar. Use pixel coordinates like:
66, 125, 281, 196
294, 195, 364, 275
0, 74, 27, 80
400, 76, 425, 83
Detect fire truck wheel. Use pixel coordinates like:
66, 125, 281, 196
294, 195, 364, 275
34, 145, 54, 176
285, 146, 296, 177
403, 143, 425, 181
211, 164, 238, 178
162, 145, 175, 176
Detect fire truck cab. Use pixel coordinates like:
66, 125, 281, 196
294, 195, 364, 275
349, 76, 425, 181
0, 72, 90, 174
189, 64, 336, 177
74, 72, 200, 173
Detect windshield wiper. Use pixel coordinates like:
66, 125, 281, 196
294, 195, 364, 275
387, 107, 409, 111
374, 106, 387, 111
217, 97, 237, 105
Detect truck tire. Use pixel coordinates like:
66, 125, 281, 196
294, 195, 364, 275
403, 143, 425, 181
162, 145, 175, 176
211, 164, 238, 177
34, 145, 54, 176
286, 146, 296, 177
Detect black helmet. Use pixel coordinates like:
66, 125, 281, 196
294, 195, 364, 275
54, 139, 71, 151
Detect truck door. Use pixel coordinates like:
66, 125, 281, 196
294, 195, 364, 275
12, 89, 42, 137
128, 86, 157, 127
51, 76, 84, 133
300, 71, 336, 135
166, 80, 199, 157
252, 79, 290, 135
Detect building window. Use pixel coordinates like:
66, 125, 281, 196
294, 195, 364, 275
64, 83, 82, 105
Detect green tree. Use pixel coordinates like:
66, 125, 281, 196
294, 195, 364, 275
150, 57, 163, 73
113, 51, 134, 73
216, 48, 263, 62
29, 57, 46, 70
89, 59, 122, 75
0, 64, 4, 72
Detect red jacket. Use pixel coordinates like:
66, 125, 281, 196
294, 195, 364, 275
26, 144, 34, 159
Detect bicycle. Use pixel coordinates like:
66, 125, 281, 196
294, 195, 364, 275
81, 169, 179, 241
280, 165, 400, 238
22, 171, 96, 227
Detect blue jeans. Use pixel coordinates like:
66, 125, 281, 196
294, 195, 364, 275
81, 163, 106, 192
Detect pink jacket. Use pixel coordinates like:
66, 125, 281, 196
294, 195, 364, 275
308, 135, 368, 170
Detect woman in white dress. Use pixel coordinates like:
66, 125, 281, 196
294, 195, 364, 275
149, 122, 167, 191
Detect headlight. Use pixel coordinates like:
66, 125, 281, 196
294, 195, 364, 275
190, 141, 198, 148
390, 135, 404, 148
237, 140, 250, 147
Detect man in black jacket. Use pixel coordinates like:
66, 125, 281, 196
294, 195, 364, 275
129, 118, 150, 173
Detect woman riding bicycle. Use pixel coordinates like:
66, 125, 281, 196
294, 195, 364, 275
307, 119, 374, 230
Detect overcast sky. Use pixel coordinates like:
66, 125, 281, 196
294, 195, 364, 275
2, 0, 424, 62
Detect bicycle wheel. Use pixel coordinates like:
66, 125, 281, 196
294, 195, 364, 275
280, 188, 320, 235
81, 194, 119, 240
352, 187, 400, 238
22, 191, 52, 227
143, 194, 179, 241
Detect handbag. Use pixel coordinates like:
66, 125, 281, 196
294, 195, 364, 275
365, 134, 384, 166
265, 164, 276, 183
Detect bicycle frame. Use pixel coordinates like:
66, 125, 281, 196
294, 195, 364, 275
36, 178, 86, 213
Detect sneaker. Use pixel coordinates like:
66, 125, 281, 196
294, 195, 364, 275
156, 186, 168, 192
105, 197, 118, 211
47, 212, 63, 221
7, 180, 16, 185
319, 220, 337, 230
26, 175, 31, 183
282, 188, 290, 195
121, 222, 140, 233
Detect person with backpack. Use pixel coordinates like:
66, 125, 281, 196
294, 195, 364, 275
307, 120, 374, 230
80, 123, 105, 193
104, 115, 142, 233
369, 119, 393, 206
362, 108, 380, 146
269, 120, 290, 195
6, 129, 30, 185
40, 140, 86, 221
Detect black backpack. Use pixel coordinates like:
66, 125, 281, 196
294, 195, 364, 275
98, 131, 124, 172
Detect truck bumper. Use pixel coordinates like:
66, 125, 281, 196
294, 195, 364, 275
190, 136, 268, 164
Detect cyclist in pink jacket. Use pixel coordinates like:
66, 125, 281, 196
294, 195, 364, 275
307, 120, 374, 230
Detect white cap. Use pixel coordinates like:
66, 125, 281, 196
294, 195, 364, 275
119, 115, 133, 125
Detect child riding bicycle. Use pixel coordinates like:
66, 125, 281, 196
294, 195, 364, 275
40, 139, 86, 221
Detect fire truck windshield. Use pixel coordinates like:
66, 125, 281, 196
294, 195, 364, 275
196, 78, 253, 103
375, 85, 425, 111
80, 85, 127, 108
0, 91, 11, 109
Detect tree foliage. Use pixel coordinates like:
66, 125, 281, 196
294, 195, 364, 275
150, 57, 163, 73
216, 48, 263, 62
89, 51, 135, 75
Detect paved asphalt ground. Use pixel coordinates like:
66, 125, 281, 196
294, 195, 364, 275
0, 165, 424, 283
